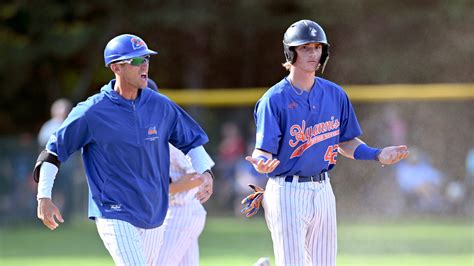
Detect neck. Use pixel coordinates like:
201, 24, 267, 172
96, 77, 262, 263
288, 69, 315, 91
114, 77, 139, 100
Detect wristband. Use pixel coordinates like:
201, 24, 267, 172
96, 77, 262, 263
257, 155, 269, 163
37, 162, 58, 199
187, 146, 215, 174
354, 144, 381, 161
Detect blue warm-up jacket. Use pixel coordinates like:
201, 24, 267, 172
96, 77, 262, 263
46, 80, 208, 228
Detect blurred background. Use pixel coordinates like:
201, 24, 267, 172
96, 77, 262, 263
0, 0, 473, 265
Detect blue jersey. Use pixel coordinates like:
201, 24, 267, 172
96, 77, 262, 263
254, 77, 362, 177
46, 80, 208, 228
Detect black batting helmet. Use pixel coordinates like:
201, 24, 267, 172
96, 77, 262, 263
283, 19, 330, 72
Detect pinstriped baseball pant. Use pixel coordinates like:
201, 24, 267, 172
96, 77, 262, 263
156, 201, 206, 265
95, 218, 164, 266
263, 177, 337, 266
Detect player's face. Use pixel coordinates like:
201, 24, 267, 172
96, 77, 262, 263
294, 43, 322, 73
116, 56, 150, 89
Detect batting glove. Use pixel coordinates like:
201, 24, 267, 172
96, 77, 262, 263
240, 184, 265, 218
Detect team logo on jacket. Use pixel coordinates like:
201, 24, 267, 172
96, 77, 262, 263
146, 126, 159, 141
131, 37, 146, 50
288, 117, 340, 158
288, 102, 298, 109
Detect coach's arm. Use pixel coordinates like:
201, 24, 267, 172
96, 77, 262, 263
33, 150, 64, 230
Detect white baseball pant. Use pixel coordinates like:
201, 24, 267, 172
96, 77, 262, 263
263, 177, 337, 266
156, 201, 206, 265
95, 217, 164, 266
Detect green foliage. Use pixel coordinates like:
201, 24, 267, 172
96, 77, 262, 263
0, 1, 473, 133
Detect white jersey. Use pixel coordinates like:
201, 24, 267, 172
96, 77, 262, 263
168, 144, 201, 206
156, 144, 207, 266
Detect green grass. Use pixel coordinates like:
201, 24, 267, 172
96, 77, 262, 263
0, 217, 472, 265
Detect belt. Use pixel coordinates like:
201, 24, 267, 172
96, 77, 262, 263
284, 172, 329, 183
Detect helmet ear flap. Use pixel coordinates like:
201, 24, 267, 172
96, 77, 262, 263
284, 45, 297, 64
320, 45, 330, 73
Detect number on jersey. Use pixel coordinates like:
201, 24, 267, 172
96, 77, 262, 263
324, 144, 339, 165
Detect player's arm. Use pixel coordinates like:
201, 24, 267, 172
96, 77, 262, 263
247, 96, 281, 174
186, 146, 215, 203
245, 149, 280, 174
339, 137, 409, 164
338, 138, 365, 159
169, 173, 204, 194
33, 150, 64, 230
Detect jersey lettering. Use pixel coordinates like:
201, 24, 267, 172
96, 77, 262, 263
288, 118, 340, 159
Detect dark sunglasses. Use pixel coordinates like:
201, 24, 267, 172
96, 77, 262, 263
118, 55, 150, 66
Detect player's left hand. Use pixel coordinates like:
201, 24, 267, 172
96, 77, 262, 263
196, 171, 213, 203
241, 184, 265, 218
378, 145, 409, 165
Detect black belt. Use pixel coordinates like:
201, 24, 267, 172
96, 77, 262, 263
284, 172, 329, 183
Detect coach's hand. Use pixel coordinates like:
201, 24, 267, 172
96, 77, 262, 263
245, 156, 280, 174
196, 172, 213, 203
378, 145, 409, 165
37, 198, 64, 230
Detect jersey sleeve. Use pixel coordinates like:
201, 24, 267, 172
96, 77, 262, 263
254, 96, 281, 154
46, 103, 93, 162
168, 102, 209, 155
339, 92, 362, 142
169, 144, 195, 175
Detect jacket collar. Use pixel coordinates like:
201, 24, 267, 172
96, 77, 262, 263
101, 79, 151, 108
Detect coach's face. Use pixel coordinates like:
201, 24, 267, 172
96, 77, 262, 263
294, 42, 322, 73
112, 57, 150, 90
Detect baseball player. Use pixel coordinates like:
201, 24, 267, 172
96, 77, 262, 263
156, 144, 210, 265
244, 20, 409, 266
33, 34, 215, 265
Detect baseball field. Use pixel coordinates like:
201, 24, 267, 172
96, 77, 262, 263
0, 217, 472, 266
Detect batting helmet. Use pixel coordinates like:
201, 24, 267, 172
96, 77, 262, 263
104, 34, 157, 67
283, 20, 330, 71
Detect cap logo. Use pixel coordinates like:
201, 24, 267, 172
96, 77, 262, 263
130, 37, 146, 50
309, 27, 317, 37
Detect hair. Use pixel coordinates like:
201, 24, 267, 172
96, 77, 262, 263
282, 61, 292, 71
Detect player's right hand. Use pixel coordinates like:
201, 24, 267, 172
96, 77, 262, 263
37, 198, 64, 230
245, 156, 280, 174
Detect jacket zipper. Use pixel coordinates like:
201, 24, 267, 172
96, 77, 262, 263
132, 101, 140, 145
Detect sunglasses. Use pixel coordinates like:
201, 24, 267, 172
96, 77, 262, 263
117, 55, 150, 66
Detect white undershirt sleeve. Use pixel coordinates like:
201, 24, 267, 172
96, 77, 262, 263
37, 162, 59, 199
186, 145, 215, 174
